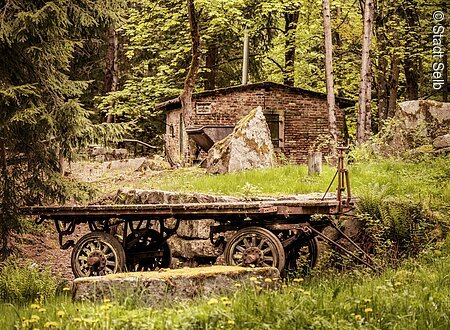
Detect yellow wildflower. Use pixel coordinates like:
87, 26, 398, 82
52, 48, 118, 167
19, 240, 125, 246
364, 308, 373, 313
207, 298, 219, 305
293, 278, 304, 283
62, 287, 71, 291
39, 308, 46, 313
103, 298, 111, 303
363, 298, 371, 303
56, 310, 66, 318
73, 317, 82, 322
264, 278, 272, 283
355, 314, 362, 321
249, 277, 257, 282
228, 320, 235, 325
100, 304, 112, 311
234, 283, 241, 287
220, 297, 229, 302
30, 304, 40, 310
44, 321, 58, 328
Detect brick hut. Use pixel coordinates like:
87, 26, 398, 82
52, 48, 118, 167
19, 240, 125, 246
157, 81, 354, 165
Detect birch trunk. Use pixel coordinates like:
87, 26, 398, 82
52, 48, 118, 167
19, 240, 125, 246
357, 0, 374, 143
322, 0, 338, 152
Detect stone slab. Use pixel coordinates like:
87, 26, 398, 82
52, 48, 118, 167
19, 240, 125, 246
72, 266, 280, 305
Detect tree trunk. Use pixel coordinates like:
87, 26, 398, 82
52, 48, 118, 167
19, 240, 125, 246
404, 58, 419, 100
308, 151, 322, 176
365, 62, 372, 134
376, 56, 389, 128
387, 55, 400, 118
402, 0, 419, 100
205, 44, 217, 90
104, 25, 119, 123
357, 0, 374, 143
283, 10, 299, 86
0, 138, 16, 258
322, 0, 338, 151
180, 0, 200, 162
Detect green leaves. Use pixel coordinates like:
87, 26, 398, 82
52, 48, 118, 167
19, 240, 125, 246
0, 0, 127, 255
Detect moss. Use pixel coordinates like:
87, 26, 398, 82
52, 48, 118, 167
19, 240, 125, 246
76, 266, 275, 282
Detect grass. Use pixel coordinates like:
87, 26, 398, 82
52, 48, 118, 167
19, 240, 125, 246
1, 239, 450, 329
91, 155, 450, 213
2, 155, 449, 329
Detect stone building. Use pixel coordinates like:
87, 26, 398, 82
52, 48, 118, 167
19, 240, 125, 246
157, 81, 354, 165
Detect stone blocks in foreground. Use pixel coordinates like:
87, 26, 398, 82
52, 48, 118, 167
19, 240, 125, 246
72, 266, 279, 306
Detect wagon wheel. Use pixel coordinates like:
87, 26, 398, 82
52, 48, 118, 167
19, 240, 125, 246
71, 232, 125, 278
284, 236, 319, 276
125, 229, 172, 271
224, 227, 285, 272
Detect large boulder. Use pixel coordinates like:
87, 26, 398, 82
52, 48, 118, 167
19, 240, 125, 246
378, 100, 450, 156
88, 146, 129, 161
206, 106, 276, 174
433, 134, 450, 150
396, 100, 450, 133
111, 189, 243, 263
168, 236, 222, 259
114, 188, 242, 204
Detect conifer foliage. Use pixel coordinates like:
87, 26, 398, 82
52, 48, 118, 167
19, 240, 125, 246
0, 0, 124, 257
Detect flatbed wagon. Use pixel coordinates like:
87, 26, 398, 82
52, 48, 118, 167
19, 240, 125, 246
22, 148, 371, 278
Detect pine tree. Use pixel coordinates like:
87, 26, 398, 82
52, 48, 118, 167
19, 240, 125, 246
0, 0, 126, 257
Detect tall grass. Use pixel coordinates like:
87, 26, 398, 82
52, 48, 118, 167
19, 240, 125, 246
0, 259, 60, 304
2, 237, 450, 329
127, 155, 450, 212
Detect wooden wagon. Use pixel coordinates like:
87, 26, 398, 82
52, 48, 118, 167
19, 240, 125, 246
22, 148, 372, 278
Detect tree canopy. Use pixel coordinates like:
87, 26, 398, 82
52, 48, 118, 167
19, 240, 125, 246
0, 0, 448, 254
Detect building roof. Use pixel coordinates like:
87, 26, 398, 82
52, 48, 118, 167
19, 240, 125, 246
156, 81, 356, 111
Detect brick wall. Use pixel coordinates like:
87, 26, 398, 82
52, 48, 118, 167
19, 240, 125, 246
165, 85, 347, 163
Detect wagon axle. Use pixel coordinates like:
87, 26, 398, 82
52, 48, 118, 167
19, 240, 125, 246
86, 251, 106, 270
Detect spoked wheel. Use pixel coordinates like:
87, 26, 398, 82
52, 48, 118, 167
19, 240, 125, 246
71, 232, 125, 278
125, 229, 172, 271
284, 236, 319, 276
224, 227, 285, 272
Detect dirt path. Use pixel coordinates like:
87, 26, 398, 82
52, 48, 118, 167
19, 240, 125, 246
18, 223, 89, 280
